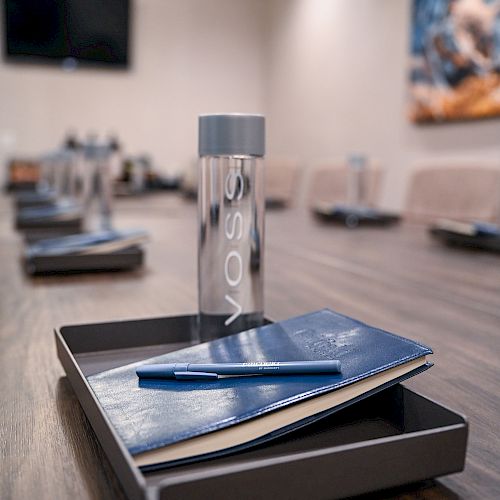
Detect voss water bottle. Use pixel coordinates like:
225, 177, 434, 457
198, 114, 265, 342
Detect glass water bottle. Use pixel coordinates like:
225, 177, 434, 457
347, 153, 367, 207
97, 145, 114, 231
198, 114, 265, 342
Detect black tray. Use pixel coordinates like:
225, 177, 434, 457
23, 226, 86, 243
6, 181, 37, 192
55, 314, 468, 500
16, 215, 83, 231
313, 205, 400, 228
25, 246, 144, 275
430, 227, 500, 253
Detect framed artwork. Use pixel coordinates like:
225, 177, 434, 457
409, 0, 500, 123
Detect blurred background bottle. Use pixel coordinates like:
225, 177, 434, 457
198, 114, 265, 342
347, 153, 367, 207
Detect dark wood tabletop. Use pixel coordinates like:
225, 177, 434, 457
1, 194, 499, 499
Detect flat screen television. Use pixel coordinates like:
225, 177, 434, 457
3, 0, 130, 68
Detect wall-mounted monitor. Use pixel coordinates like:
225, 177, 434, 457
3, 0, 130, 69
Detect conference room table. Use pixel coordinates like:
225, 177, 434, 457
1, 193, 498, 499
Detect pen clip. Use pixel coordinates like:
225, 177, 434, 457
174, 371, 219, 381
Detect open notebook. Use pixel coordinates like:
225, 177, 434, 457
88, 309, 432, 470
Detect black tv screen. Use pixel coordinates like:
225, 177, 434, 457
4, 0, 130, 68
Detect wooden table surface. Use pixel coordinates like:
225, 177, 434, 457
1, 194, 499, 499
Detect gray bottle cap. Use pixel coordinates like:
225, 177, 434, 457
199, 114, 265, 157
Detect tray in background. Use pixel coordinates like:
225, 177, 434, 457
430, 227, 500, 253
313, 204, 400, 228
25, 245, 144, 275
55, 314, 468, 500
16, 215, 84, 232
23, 226, 86, 243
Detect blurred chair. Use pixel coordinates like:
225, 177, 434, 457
265, 159, 301, 208
405, 166, 500, 222
307, 162, 383, 208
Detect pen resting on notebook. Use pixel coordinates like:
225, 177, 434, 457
136, 360, 342, 380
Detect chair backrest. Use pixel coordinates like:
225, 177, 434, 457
265, 159, 301, 207
405, 166, 500, 222
307, 162, 383, 208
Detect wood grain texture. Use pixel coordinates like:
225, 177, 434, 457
0, 194, 499, 499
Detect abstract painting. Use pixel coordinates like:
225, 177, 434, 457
409, 0, 500, 122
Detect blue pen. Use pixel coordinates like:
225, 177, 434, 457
136, 360, 341, 381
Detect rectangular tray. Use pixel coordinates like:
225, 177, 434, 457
25, 246, 144, 275
313, 205, 400, 228
430, 227, 500, 253
16, 213, 83, 231
55, 314, 468, 500
23, 226, 85, 243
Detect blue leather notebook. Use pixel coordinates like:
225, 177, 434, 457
87, 309, 432, 470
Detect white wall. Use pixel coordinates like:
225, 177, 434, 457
0, 0, 266, 179
2, 0, 500, 210
265, 0, 500, 210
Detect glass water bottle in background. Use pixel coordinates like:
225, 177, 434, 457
198, 114, 265, 342
97, 145, 113, 231
97, 141, 116, 231
82, 137, 115, 231
347, 153, 367, 207
62, 135, 81, 201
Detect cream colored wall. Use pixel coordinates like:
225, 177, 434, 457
0, 0, 266, 183
264, 0, 500, 210
2, 0, 500, 210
